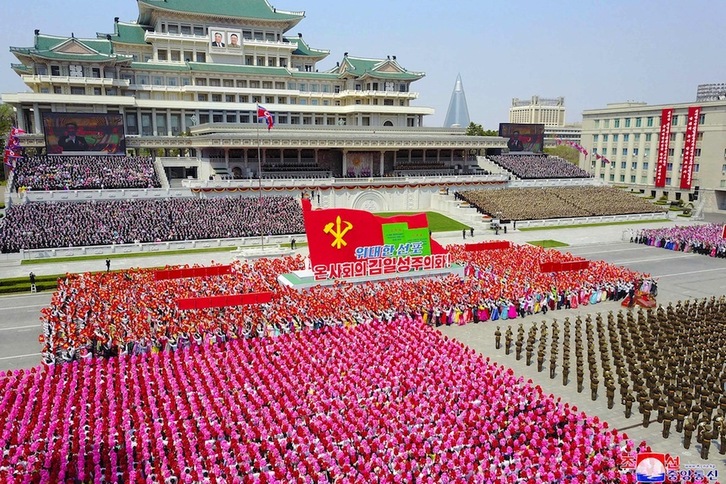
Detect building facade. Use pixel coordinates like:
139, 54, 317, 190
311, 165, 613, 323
580, 101, 726, 210
696, 83, 726, 102
509, 96, 566, 127
3, 0, 507, 181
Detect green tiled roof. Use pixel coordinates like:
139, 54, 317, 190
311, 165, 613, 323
33, 34, 111, 55
11, 63, 32, 74
358, 71, 424, 81
127, 61, 293, 76
129, 62, 190, 72
10, 35, 132, 64
289, 71, 340, 80
187, 62, 290, 76
100, 22, 149, 45
285, 37, 328, 58
335, 55, 425, 81
138, 0, 304, 22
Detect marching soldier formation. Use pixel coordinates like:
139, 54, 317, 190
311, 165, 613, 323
499, 296, 726, 459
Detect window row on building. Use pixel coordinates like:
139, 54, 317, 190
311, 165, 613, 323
119, 109, 417, 135
592, 113, 706, 129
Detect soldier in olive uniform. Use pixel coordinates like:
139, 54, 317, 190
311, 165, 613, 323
683, 418, 695, 449
504, 327, 513, 355
623, 391, 635, 418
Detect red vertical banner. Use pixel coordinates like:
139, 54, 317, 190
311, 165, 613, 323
680, 106, 701, 190
654, 108, 673, 188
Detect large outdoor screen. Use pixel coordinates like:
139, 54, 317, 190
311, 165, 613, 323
498, 123, 545, 153
43, 113, 126, 155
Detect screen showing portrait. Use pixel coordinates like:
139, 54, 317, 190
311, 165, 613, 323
498, 123, 545, 153
43, 113, 126, 155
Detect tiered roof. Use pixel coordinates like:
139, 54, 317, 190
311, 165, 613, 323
10, 34, 132, 65
137, 0, 304, 28
329, 55, 425, 81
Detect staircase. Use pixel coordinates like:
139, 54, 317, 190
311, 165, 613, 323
430, 190, 494, 229
153, 158, 170, 189
477, 156, 514, 178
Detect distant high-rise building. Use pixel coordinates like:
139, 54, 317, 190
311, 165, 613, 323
509, 96, 566, 127
443, 74, 470, 128
696, 83, 726, 102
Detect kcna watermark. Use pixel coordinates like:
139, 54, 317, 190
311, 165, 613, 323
622, 452, 719, 483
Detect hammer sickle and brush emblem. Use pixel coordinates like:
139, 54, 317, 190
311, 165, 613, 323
323, 216, 353, 249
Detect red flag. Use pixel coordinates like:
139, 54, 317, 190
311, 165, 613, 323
257, 105, 274, 130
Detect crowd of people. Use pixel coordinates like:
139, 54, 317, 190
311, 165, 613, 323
499, 298, 726, 459
1, 317, 645, 483
491, 154, 592, 179
457, 186, 667, 221
39, 244, 648, 364
12, 156, 161, 191
0, 196, 304, 253
632, 224, 726, 258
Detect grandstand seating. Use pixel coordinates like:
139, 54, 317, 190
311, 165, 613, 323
491, 154, 591, 179
0, 196, 304, 253
12, 156, 161, 191
458, 187, 667, 221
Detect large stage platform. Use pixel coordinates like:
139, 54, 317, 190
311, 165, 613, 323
278, 264, 465, 290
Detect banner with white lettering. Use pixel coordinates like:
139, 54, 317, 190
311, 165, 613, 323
680, 106, 701, 190
655, 108, 673, 188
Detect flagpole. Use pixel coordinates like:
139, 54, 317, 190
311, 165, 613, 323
257, 109, 264, 250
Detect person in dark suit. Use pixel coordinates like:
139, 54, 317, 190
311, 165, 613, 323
507, 131, 524, 152
211, 32, 225, 47
58, 122, 88, 152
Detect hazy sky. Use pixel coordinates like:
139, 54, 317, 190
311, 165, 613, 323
1, 0, 724, 128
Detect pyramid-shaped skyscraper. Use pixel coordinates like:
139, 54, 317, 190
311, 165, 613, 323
443, 74, 470, 128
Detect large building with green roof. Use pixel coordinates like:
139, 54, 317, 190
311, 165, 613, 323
4, 0, 504, 181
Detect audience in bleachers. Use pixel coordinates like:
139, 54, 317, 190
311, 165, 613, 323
633, 224, 726, 258
12, 156, 161, 191
491, 154, 591, 179
458, 186, 667, 221
0, 196, 303, 253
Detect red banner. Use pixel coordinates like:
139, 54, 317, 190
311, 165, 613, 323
464, 241, 512, 251
154, 265, 231, 281
539, 260, 590, 273
301, 199, 449, 280
175, 292, 273, 310
655, 108, 673, 188
680, 106, 701, 190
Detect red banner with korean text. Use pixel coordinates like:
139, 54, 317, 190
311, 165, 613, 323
301, 199, 450, 280
175, 292, 273, 310
154, 265, 232, 280
680, 106, 701, 190
655, 108, 673, 188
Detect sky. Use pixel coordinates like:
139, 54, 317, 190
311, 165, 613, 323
1, 0, 724, 128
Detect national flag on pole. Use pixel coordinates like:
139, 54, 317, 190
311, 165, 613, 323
4, 126, 25, 169
257, 105, 274, 130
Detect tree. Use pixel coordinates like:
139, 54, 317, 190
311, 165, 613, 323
0, 104, 17, 181
0, 104, 16, 145
465, 122, 498, 137
544, 145, 580, 165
